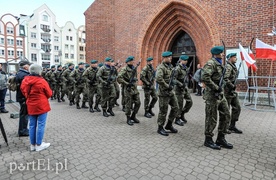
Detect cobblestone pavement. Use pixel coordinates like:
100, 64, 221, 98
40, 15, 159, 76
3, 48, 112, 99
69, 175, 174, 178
0, 91, 275, 180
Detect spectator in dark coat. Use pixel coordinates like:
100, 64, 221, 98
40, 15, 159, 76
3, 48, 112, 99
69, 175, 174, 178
0, 63, 9, 113
21, 64, 52, 152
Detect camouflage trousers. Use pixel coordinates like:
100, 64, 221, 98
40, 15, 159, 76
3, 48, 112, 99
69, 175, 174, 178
74, 86, 87, 104
124, 91, 141, 116
225, 92, 241, 123
65, 84, 75, 102
204, 96, 230, 137
56, 83, 65, 100
100, 84, 116, 110
144, 88, 158, 111
49, 83, 56, 98
175, 90, 193, 117
157, 94, 179, 126
113, 81, 120, 104
87, 85, 100, 107
121, 85, 126, 107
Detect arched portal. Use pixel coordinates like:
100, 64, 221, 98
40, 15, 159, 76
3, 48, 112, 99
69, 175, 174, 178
140, 1, 219, 69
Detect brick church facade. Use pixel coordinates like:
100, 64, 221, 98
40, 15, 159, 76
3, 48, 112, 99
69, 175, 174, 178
84, 0, 276, 79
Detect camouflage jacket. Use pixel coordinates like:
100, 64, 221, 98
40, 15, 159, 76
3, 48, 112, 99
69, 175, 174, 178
41, 70, 47, 79
117, 65, 139, 94
201, 58, 224, 98
174, 64, 189, 93
69, 69, 86, 87
96, 65, 116, 88
83, 67, 98, 87
224, 62, 238, 95
61, 68, 74, 84
45, 70, 56, 84
140, 64, 155, 90
156, 62, 174, 96
54, 70, 63, 84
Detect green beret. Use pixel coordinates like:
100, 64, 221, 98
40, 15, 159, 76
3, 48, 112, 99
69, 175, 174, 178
126, 56, 134, 63
162, 51, 172, 57
63, 65, 68, 69
90, 60, 98, 64
147, 57, 153, 61
68, 63, 74, 67
57, 65, 62, 68
180, 55, 189, 61
226, 53, 237, 59
85, 64, 90, 68
78, 62, 84, 65
75, 66, 79, 69
51, 65, 55, 68
98, 63, 103, 67
105, 57, 112, 62
211, 46, 224, 55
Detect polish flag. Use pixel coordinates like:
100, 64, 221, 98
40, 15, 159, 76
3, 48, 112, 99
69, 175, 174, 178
239, 43, 257, 72
255, 38, 276, 60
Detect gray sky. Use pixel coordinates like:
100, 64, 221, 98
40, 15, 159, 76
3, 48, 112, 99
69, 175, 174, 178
0, 0, 95, 27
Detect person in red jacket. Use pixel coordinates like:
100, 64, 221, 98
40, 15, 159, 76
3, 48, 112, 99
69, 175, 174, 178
21, 64, 52, 152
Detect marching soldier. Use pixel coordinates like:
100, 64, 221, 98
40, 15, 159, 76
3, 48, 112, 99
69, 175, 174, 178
41, 67, 47, 79
54, 65, 65, 102
201, 46, 233, 150
113, 64, 120, 107
61, 63, 75, 105
174, 55, 193, 126
140, 57, 158, 118
83, 60, 101, 113
117, 56, 141, 125
224, 53, 242, 134
45, 65, 56, 100
156, 51, 179, 136
96, 57, 116, 117
70, 62, 88, 109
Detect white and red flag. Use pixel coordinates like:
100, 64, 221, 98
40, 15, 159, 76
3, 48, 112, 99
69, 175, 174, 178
255, 38, 276, 60
239, 43, 257, 72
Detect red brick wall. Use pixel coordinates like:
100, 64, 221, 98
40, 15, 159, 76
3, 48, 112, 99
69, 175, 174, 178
85, 0, 276, 85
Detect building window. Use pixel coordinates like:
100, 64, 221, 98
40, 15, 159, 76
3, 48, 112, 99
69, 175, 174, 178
66, 36, 69, 41
7, 27, 14, 34
54, 55, 59, 63
0, 38, 4, 44
31, 54, 37, 61
70, 45, 74, 50
42, 15, 48, 21
65, 45, 68, 50
70, 54, 74, 59
31, 43, 37, 48
54, 46, 59, 51
16, 40, 23, 46
31, 32, 36, 38
54, 36, 59, 42
65, 53, 69, 59
7, 39, 14, 45
8, 50, 14, 56
79, 46, 84, 51
17, 51, 23, 57
41, 54, 50, 61
0, 50, 4, 56
70, 36, 73, 41
80, 54, 84, 60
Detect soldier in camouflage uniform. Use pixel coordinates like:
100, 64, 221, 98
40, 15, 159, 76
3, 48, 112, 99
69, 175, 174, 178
113, 64, 120, 107
70, 62, 88, 109
54, 65, 65, 102
140, 57, 158, 118
83, 60, 101, 113
174, 55, 193, 126
117, 56, 141, 125
41, 67, 47, 79
61, 63, 75, 105
201, 46, 233, 150
224, 53, 242, 134
96, 57, 116, 117
156, 51, 179, 136
45, 65, 56, 100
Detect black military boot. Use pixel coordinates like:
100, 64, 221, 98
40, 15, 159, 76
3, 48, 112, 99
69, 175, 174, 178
94, 104, 101, 112
115, 101, 119, 106
81, 102, 89, 109
51, 96, 54, 100
204, 136, 221, 150
89, 105, 94, 113
127, 116, 133, 126
175, 117, 184, 126
181, 112, 187, 124
216, 133, 233, 149
157, 125, 169, 136
69, 101, 73, 106
131, 113, 140, 123
61, 97, 65, 102
107, 108, 115, 116
57, 98, 61, 103
103, 110, 109, 117
76, 103, 81, 109
144, 110, 152, 118
122, 106, 126, 112
149, 106, 155, 116
229, 121, 243, 134
165, 121, 178, 133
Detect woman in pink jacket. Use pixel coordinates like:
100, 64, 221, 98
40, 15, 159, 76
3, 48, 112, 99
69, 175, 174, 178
21, 64, 52, 152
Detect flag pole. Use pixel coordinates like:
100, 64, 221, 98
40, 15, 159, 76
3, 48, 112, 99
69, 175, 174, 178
248, 38, 254, 102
